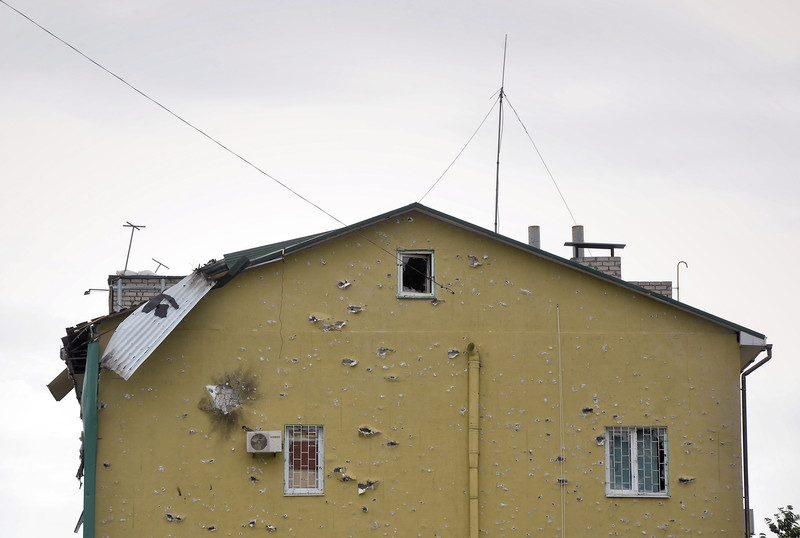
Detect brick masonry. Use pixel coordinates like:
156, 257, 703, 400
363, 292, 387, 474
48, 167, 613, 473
572, 257, 673, 298
572, 256, 622, 278
107, 274, 186, 313
629, 281, 673, 298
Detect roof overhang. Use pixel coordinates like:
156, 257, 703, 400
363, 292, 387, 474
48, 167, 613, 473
739, 331, 769, 371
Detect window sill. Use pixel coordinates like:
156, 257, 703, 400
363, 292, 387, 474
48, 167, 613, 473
397, 293, 436, 299
605, 492, 670, 498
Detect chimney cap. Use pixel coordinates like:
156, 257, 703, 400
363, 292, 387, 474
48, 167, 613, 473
564, 241, 626, 257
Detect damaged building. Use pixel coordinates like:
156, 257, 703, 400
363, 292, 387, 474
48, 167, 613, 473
51, 203, 770, 536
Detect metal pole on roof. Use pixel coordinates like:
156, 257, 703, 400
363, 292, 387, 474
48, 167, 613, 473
122, 222, 145, 272
494, 35, 507, 234
676, 261, 688, 301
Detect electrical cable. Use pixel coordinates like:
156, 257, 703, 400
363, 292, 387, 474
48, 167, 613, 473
0, 0, 344, 229
2, 0, 454, 294
505, 94, 578, 226
419, 96, 500, 202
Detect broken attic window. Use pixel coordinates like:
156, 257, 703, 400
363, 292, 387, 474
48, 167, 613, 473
397, 250, 434, 298
284, 424, 324, 496
605, 426, 668, 497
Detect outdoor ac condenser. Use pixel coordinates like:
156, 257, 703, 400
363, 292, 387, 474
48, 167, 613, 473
246, 430, 282, 453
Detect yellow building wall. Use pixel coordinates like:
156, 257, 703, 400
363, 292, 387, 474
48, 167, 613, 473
94, 211, 744, 536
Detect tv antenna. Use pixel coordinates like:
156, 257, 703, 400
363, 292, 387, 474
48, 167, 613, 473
122, 222, 145, 272
494, 35, 508, 234
152, 258, 170, 273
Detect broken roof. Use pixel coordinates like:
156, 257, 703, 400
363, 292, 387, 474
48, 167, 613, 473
101, 272, 214, 380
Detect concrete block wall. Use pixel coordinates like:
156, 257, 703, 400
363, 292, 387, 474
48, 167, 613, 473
107, 274, 185, 313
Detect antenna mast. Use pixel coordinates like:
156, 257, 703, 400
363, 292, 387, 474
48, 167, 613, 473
122, 221, 146, 272
494, 35, 508, 234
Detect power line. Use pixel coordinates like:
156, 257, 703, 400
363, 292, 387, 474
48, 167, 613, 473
3, 0, 455, 293
0, 0, 346, 229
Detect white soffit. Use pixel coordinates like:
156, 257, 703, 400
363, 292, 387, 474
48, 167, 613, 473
101, 271, 213, 380
739, 331, 767, 347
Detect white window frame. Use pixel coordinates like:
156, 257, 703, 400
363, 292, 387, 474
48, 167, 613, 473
605, 426, 669, 497
284, 424, 324, 496
396, 250, 435, 299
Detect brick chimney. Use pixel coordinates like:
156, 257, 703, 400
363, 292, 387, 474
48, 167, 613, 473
108, 272, 185, 314
565, 225, 624, 278
563, 226, 673, 298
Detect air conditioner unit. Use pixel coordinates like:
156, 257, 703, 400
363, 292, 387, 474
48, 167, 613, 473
247, 430, 282, 453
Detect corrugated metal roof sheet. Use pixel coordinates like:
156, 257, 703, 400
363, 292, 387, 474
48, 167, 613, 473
101, 271, 213, 380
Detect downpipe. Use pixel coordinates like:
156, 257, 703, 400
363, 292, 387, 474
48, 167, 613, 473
466, 342, 481, 538
741, 343, 772, 537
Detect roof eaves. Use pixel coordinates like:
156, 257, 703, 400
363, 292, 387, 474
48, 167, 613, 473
197, 202, 766, 341
405, 205, 767, 340
277, 202, 425, 257
204, 204, 425, 282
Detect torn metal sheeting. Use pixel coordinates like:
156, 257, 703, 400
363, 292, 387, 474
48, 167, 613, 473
101, 272, 213, 380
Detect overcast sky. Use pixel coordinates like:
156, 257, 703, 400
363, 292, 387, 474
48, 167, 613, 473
1, 1, 797, 535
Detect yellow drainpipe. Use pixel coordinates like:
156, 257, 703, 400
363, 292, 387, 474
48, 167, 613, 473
466, 342, 481, 538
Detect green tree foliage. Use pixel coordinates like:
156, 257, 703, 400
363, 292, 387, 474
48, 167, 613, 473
760, 506, 800, 538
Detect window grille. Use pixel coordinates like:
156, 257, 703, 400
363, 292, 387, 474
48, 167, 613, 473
284, 425, 324, 495
606, 426, 668, 496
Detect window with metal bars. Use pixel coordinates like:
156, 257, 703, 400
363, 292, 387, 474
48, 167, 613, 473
284, 425, 324, 496
605, 426, 668, 497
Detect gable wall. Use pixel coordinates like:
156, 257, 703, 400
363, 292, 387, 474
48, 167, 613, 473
94, 211, 744, 536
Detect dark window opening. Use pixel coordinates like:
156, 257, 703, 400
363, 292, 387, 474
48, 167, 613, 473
402, 255, 430, 294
